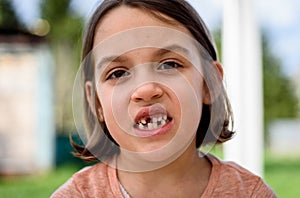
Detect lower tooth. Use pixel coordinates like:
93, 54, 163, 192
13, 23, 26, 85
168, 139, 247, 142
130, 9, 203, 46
147, 123, 153, 130
139, 123, 144, 130
138, 120, 168, 130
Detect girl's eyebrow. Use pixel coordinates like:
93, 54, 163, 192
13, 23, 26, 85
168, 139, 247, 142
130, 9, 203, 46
96, 55, 128, 69
154, 44, 191, 58
96, 44, 191, 68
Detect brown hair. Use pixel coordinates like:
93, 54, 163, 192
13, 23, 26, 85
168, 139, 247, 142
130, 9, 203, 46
72, 0, 234, 162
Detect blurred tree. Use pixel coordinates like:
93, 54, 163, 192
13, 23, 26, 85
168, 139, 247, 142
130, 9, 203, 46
40, 0, 84, 133
41, 0, 83, 44
262, 34, 298, 123
212, 29, 222, 61
0, 0, 25, 31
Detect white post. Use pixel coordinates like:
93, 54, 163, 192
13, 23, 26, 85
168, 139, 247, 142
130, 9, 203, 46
222, 0, 263, 176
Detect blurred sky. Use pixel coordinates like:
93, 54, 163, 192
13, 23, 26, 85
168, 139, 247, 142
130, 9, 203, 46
11, 0, 300, 77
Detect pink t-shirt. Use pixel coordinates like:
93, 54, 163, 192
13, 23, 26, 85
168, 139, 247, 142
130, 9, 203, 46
51, 154, 276, 197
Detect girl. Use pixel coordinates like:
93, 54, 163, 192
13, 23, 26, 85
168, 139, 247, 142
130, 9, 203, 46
52, 0, 276, 197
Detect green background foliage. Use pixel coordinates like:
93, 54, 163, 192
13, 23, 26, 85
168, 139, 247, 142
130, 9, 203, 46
0, 0, 24, 30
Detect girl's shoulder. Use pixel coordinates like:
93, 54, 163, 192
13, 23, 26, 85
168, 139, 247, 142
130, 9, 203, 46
206, 153, 257, 176
72, 161, 110, 180
203, 154, 277, 197
51, 162, 123, 198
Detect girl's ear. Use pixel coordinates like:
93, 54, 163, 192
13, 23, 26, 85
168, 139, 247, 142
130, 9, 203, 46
214, 61, 224, 78
85, 81, 104, 122
202, 61, 224, 105
202, 83, 211, 105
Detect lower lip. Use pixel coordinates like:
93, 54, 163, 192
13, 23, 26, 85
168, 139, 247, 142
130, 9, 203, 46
134, 119, 174, 138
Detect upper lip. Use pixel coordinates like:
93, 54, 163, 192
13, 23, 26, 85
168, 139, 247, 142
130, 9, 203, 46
134, 104, 168, 124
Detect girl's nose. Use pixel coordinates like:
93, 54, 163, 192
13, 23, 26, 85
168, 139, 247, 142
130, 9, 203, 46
131, 83, 163, 103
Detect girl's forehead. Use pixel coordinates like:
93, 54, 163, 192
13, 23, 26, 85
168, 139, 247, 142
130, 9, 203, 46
91, 26, 204, 72
93, 5, 191, 47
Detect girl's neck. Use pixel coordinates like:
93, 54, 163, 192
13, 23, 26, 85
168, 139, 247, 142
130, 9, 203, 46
117, 144, 211, 197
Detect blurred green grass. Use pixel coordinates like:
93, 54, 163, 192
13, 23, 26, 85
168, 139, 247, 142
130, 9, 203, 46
0, 163, 81, 198
264, 155, 300, 197
0, 155, 299, 198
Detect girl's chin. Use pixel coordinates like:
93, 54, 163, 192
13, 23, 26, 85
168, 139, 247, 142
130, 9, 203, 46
119, 143, 182, 164
120, 138, 173, 154
119, 139, 188, 164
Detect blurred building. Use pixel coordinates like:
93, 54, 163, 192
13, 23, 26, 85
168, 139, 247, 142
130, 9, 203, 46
269, 119, 300, 156
0, 29, 55, 175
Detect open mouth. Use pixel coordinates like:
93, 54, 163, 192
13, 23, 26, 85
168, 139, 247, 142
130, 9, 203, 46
135, 114, 172, 130
134, 104, 173, 131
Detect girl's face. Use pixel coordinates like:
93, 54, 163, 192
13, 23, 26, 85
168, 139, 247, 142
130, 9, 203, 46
90, 6, 206, 159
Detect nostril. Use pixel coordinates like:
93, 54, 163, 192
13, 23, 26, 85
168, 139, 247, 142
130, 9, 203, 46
133, 96, 143, 102
152, 93, 162, 99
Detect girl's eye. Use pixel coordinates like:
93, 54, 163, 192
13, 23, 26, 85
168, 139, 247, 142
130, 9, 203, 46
158, 61, 183, 70
106, 69, 130, 80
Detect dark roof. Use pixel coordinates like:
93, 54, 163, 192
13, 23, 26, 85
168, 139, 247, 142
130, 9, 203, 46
0, 28, 46, 44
